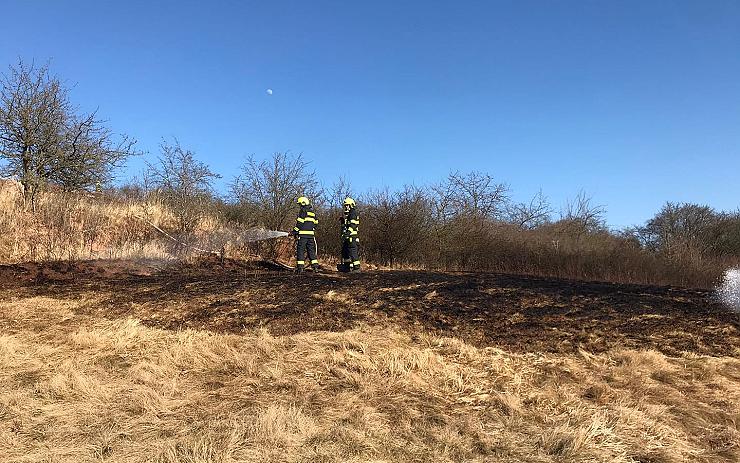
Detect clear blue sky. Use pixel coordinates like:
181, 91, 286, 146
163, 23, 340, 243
2, 0, 739, 228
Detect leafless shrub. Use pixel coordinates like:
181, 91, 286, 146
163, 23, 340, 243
147, 139, 220, 237
560, 190, 607, 234
432, 170, 509, 221
229, 152, 320, 258
507, 189, 552, 229
229, 152, 319, 232
362, 186, 434, 266
635, 202, 719, 260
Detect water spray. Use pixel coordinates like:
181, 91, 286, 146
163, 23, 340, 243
716, 267, 740, 312
138, 215, 289, 254
240, 229, 289, 242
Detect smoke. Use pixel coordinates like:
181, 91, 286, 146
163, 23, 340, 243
716, 267, 740, 312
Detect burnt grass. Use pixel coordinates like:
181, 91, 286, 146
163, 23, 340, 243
2, 258, 739, 356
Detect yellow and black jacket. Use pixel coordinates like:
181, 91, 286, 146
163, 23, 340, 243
293, 205, 318, 236
342, 207, 359, 241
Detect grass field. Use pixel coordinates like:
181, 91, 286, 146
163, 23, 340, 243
1, 260, 739, 462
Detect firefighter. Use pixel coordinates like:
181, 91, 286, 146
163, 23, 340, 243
290, 196, 319, 272
339, 197, 361, 272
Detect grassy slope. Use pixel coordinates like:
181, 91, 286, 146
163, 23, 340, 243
1, 286, 739, 462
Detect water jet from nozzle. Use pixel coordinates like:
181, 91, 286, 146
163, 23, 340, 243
241, 228, 289, 242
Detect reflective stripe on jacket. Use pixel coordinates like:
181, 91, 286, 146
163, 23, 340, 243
293, 206, 318, 235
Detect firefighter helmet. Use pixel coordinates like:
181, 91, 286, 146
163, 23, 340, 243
297, 196, 310, 206
343, 197, 356, 207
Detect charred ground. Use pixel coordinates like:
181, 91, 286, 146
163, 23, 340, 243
2, 258, 738, 357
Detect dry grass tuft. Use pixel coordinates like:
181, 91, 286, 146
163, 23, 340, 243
312, 290, 354, 304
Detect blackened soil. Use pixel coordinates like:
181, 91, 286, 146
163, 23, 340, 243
2, 258, 738, 356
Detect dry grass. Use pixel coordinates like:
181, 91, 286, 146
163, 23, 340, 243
0, 182, 223, 263
1, 290, 739, 462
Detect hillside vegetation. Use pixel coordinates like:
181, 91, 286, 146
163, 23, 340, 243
0, 178, 738, 289
0, 180, 250, 263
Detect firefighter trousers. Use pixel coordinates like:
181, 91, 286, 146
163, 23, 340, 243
296, 236, 318, 269
341, 238, 360, 270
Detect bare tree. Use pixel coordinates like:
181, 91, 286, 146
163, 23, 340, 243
0, 60, 137, 207
712, 210, 740, 257
54, 111, 136, 190
229, 152, 319, 231
328, 175, 354, 210
432, 171, 509, 220
507, 189, 552, 229
148, 139, 220, 234
636, 202, 719, 258
561, 190, 606, 232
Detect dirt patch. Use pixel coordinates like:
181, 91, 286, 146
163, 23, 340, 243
2, 259, 738, 356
